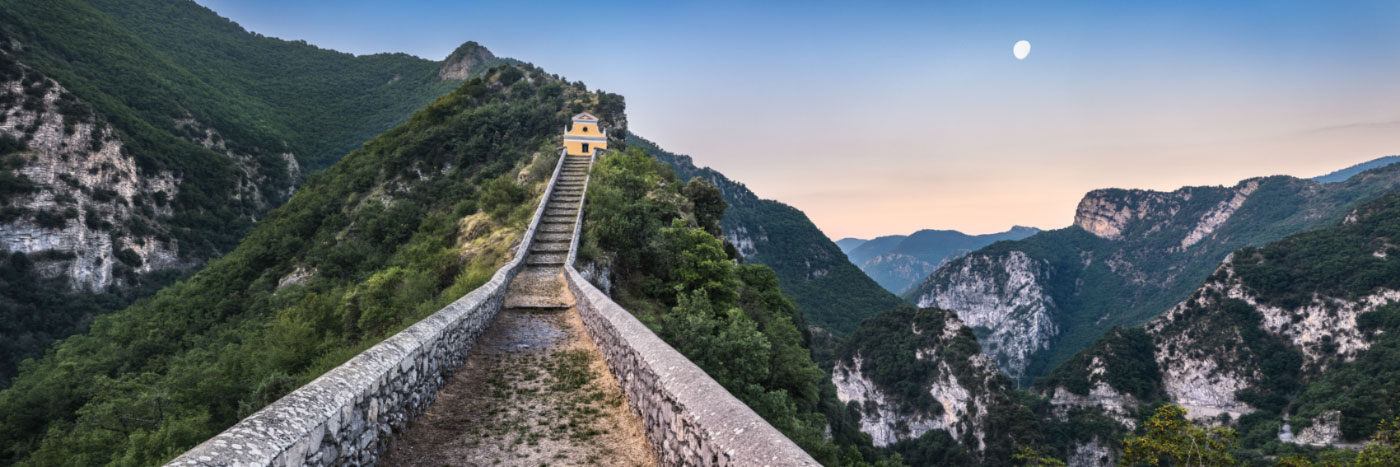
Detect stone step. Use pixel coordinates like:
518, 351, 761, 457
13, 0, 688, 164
531, 242, 570, 253
539, 223, 574, 233
545, 209, 577, 216
537, 232, 572, 242
505, 304, 573, 313
542, 216, 575, 224
527, 252, 566, 265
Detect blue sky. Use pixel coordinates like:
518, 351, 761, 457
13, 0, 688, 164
197, 0, 1400, 238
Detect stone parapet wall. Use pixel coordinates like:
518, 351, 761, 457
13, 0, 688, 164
165, 150, 569, 467
564, 270, 818, 466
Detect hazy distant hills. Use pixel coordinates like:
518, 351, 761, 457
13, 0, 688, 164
835, 237, 868, 254
839, 226, 1041, 294
1312, 155, 1400, 183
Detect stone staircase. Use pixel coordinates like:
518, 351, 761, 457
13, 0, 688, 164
501, 155, 592, 311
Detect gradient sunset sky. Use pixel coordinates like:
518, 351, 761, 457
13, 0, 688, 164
197, 0, 1400, 239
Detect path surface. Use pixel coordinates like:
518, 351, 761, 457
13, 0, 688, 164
382, 155, 655, 466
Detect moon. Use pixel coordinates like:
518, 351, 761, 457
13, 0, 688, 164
1013, 40, 1031, 60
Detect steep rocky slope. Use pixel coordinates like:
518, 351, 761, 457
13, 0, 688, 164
1036, 189, 1400, 461
630, 135, 904, 336
906, 165, 1400, 384
845, 226, 1040, 294
833, 306, 1041, 464
0, 0, 509, 384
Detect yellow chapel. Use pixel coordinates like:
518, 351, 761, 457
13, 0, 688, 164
563, 112, 607, 156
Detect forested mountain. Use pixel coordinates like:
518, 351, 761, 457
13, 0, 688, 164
1035, 188, 1400, 465
0, 0, 509, 386
903, 164, 1400, 385
843, 226, 1040, 294
628, 135, 905, 337
0, 65, 616, 465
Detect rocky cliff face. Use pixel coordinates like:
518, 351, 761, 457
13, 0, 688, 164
911, 251, 1057, 381
1073, 180, 1261, 248
834, 335, 997, 448
1145, 264, 1264, 421
438, 41, 498, 81
0, 50, 299, 290
833, 306, 1030, 460
0, 57, 182, 290
1144, 257, 1398, 420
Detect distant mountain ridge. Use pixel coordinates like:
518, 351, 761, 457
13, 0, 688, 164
843, 226, 1041, 294
1312, 155, 1400, 183
835, 237, 868, 254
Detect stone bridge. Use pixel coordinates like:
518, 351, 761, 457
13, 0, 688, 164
166, 149, 816, 466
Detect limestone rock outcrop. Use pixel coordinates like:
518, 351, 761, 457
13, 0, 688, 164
911, 251, 1057, 381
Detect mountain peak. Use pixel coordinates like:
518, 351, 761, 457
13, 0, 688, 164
439, 41, 496, 80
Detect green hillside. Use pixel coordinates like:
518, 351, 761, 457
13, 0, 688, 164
0, 66, 610, 466
629, 135, 905, 337
0, 0, 508, 387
